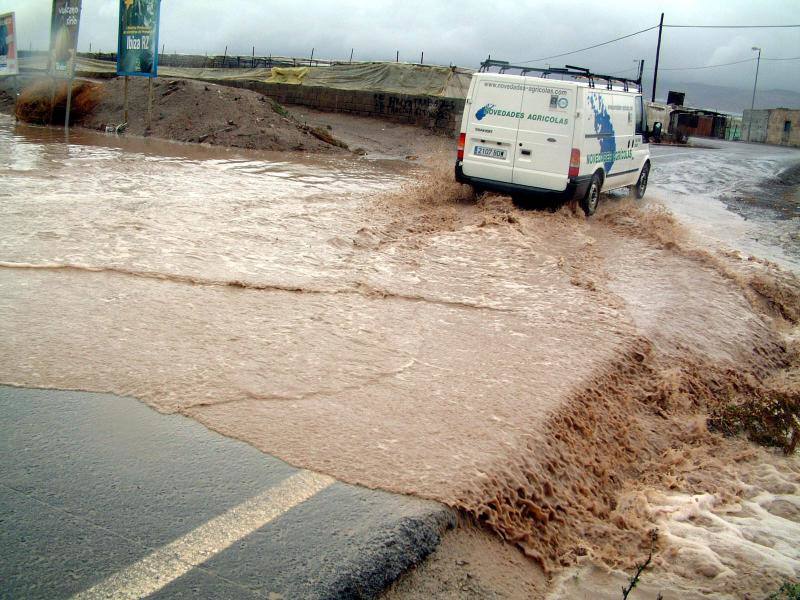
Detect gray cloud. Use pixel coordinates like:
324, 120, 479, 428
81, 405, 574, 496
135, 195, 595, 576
2, 0, 798, 95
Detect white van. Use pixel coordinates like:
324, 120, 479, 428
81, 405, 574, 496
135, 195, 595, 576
455, 62, 651, 215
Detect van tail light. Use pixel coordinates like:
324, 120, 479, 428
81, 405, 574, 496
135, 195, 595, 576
457, 132, 466, 161
568, 148, 580, 178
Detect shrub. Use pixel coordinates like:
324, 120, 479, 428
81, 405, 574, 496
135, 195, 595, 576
15, 79, 102, 125
708, 390, 800, 454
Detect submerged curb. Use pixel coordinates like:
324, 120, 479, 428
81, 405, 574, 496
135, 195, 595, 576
315, 504, 457, 599
0, 386, 456, 599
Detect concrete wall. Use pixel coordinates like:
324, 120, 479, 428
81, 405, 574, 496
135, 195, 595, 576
203, 79, 465, 134
742, 109, 769, 143
766, 108, 800, 148
742, 109, 800, 147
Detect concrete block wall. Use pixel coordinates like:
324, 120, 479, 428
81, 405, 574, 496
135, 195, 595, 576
742, 109, 800, 147
201, 79, 465, 135
766, 109, 800, 148
742, 109, 769, 143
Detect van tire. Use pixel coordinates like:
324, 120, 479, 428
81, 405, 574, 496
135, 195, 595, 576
634, 162, 650, 199
580, 173, 601, 216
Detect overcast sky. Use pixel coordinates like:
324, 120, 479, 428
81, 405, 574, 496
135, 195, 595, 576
2, 0, 799, 94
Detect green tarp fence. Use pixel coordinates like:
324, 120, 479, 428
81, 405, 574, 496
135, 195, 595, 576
18, 56, 473, 99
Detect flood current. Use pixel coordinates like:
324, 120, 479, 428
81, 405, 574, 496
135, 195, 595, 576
1, 114, 798, 574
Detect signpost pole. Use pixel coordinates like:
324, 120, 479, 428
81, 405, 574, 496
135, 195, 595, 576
64, 52, 75, 132
146, 75, 153, 132
48, 77, 57, 125
123, 75, 129, 124
64, 75, 73, 131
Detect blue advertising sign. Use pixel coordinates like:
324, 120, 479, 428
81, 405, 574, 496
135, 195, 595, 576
117, 0, 161, 77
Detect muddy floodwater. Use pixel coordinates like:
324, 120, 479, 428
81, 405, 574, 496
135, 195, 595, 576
1, 114, 799, 583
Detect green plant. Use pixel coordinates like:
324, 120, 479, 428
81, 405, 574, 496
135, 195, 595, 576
709, 391, 800, 455
768, 582, 800, 600
270, 99, 290, 118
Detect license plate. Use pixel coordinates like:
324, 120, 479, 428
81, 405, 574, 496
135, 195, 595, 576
474, 146, 507, 159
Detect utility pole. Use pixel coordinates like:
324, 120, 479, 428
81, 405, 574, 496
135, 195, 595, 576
747, 46, 762, 142
651, 12, 664, 102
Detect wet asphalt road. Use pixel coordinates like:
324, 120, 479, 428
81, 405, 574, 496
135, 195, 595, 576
0, 386, 454, 599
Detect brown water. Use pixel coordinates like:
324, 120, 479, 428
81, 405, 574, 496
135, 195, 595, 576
1, 115, 797, 574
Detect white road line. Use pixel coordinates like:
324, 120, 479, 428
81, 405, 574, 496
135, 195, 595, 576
72, 470, 335, 600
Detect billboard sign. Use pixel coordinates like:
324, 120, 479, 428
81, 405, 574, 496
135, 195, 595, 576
117, 0, 161, 77
0, 12, 18, 76
50, 0, 82, 77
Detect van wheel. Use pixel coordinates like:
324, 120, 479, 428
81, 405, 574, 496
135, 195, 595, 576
635, 162, 650, 199
580, 173, 601, 216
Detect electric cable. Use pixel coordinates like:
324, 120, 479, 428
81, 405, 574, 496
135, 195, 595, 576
519, 25, 659, 64
665, 24, 800, 28
661, 56, 800, 71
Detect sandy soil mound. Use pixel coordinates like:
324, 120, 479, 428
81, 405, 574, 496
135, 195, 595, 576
84, 77, 351, 152
3, 76, 350, 153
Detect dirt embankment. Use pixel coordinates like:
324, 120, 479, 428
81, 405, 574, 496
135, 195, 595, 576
1, 76, 351, 154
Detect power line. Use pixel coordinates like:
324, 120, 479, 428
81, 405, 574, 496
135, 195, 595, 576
520, 25, 658, 64
515, 21, 798, 69
665, 24, 800, 28
661, 58, 756, 71
660, 56, 800, 71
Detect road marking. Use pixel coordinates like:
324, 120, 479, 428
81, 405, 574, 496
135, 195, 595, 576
72, 470, 334, 599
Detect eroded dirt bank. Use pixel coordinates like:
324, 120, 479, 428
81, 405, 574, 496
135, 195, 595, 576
1, 115, 798, 598
0, 75, 453, 160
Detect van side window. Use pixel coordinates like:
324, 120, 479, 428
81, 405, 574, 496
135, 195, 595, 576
635, 96, 645, 135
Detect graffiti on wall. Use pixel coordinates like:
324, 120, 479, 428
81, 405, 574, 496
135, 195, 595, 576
373, 93, 460, 129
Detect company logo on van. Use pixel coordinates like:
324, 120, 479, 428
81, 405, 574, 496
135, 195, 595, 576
476, 104, 525, 120
475, 104, 569, 125
475, 104, 495, 120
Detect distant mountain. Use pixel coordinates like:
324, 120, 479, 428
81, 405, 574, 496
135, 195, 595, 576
645, 78, 800, 114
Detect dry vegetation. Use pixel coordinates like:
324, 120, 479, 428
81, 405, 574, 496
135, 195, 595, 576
15, 79, 103, 125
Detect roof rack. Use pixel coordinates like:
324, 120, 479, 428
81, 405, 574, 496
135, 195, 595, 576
479, 59, 644, 93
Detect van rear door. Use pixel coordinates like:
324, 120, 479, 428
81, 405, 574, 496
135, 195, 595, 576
512, 79, 576, 192
461, 74, 525, 184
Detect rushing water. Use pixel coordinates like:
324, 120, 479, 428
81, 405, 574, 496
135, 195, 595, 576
650, 140, 800, 272
1, 114, 796, 570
